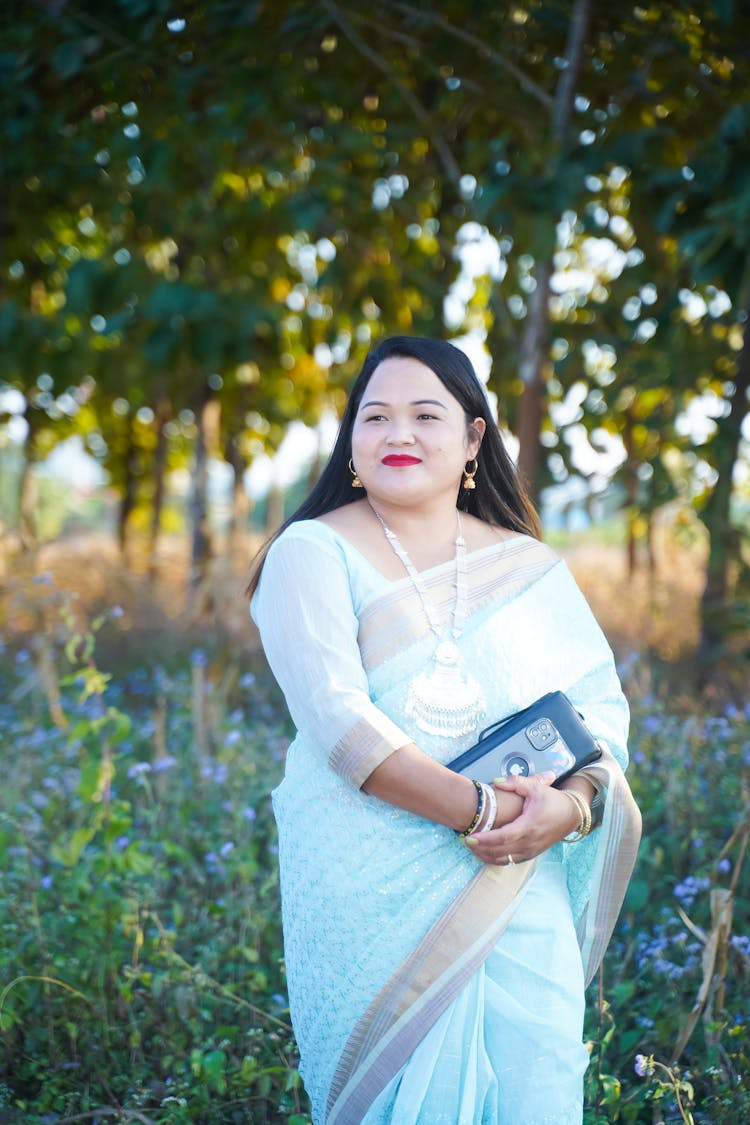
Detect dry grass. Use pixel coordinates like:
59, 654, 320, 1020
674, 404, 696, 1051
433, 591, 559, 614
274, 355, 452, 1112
0, 527, 707, 670
563, 540, 704, 663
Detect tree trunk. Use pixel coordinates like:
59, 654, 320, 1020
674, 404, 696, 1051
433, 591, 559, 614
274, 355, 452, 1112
514, 0, 592, 499
117, 417, 137, 563
621, 410, 639, 580
189, 386, 220, 589
265, 484, 285, 534
646, 513, 657, 577
516, 259, 553, 493
226, 432, 251, 558
698, 303, 750, 668
11, 398, 43, 554
147, 394, 171, 581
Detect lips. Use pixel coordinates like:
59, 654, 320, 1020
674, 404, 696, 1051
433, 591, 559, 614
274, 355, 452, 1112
381, 455, 422, 466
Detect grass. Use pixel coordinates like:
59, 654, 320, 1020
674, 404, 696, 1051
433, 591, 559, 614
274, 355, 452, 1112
0, 535, 748, 1122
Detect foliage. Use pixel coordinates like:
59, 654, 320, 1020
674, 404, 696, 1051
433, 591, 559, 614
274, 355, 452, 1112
0, 579, 748, 1123
1, 0, 749, 651
584, 677, 750, 1123
0, 579, 306, 1123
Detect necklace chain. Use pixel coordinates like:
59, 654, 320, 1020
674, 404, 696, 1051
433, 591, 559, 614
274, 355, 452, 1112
369, 505, 466, 641
368, 504, 485, 736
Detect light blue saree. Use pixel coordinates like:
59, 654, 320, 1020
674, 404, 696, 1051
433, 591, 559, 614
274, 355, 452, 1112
252, 521, 641, 1125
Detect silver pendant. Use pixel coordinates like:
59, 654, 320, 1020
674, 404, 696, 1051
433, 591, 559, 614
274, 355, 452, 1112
405, 641, 486, 737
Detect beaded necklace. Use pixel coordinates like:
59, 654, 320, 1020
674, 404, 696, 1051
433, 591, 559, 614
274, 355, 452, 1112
369, 505, 486, 737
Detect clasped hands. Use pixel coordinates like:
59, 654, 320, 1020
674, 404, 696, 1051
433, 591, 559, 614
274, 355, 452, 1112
465, 772, 585, 866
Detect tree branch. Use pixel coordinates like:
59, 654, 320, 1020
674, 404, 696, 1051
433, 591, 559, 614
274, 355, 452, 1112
345, 9, 485, 96
382, 0, 555, 113
322, 0, 462, 187
553, 0, 591, 137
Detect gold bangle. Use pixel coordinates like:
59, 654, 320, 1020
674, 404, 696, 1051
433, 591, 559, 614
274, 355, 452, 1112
561, 789, 592, 842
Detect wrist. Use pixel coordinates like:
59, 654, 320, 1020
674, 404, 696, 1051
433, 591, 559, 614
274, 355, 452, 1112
560, 788, 593, 842
560, 775, 596, 805
494, 788, 524, 826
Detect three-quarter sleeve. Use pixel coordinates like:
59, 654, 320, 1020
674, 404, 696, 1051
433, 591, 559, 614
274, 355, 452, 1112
251, 528, 411, 788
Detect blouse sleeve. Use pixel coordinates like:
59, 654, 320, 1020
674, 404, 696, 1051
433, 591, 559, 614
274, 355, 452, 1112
251, 528, 412, 788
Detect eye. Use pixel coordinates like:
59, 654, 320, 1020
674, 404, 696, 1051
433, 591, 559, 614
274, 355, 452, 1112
363, 413, 386, 422
416, 412, 438, 421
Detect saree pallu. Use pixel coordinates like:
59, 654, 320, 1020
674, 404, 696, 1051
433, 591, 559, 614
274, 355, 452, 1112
253, 521, 641, 1125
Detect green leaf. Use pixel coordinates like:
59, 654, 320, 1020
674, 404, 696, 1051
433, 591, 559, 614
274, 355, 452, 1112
51, 825, 96, 867
202, 1048, 227, 1093
50, 41, 83, 79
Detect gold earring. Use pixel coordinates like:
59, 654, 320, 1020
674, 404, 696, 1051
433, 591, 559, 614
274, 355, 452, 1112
463, 459, 478, 490
349, 458, 363, 489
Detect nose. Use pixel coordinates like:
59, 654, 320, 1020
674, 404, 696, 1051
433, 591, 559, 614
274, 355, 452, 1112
385, 419, 416, 445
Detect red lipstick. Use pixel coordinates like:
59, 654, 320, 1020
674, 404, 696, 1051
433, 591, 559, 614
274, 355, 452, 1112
382, 455, 422, 466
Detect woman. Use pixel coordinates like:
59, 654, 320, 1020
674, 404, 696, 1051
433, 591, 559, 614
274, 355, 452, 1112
250, 337, 641, 1125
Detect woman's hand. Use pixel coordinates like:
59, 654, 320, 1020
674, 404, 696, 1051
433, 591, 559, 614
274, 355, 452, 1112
465, 773, 581, 866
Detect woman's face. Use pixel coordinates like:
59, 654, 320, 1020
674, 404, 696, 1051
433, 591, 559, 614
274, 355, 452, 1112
351, 356, 484, 507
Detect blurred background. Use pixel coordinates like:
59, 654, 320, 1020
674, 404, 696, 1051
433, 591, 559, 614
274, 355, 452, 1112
1, 0, 748, 688
1, 3, 749, 1122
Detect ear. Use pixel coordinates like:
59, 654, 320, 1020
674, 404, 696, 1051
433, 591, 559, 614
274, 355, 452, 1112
467, 417, 485, 458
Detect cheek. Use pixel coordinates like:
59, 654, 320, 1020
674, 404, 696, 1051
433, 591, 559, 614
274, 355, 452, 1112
351, 424, 373, 457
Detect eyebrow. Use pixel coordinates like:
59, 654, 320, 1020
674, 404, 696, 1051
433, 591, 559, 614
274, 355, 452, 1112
360, 398, 448, 409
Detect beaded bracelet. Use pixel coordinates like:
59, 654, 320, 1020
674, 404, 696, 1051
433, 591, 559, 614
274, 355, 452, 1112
561, 789, 593, 842
458, 779, 485, 838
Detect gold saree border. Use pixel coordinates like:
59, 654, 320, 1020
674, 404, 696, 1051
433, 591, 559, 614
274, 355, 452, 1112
329, 714, 411, 790
326, 747, 641, 1124
576, 749, 642, 986
357, 536, 558, 675
324, 537, 558, 788
326, 859, 537, 1125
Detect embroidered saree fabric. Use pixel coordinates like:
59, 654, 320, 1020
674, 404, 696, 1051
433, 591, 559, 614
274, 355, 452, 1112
252, 521, 641, 1125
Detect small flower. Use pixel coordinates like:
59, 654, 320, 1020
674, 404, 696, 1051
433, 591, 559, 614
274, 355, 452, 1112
190, 648, 208, 667
152, 755, 177, 773
634, 1053, 655, 1077
219, 841, 235, 858
717, 857, 732, 874
111, 605, 124, 619
127, 761, 152, 779
242, 806, 257, 823
673, 875, 710, 908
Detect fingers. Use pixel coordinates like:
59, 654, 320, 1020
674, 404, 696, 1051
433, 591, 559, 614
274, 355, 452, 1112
465, 837, 523, 866
493, 771, 556, 794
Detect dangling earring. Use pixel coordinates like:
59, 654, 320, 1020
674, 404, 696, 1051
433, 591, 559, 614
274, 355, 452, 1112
463, 459, 478, 490
349, 458, 363, 489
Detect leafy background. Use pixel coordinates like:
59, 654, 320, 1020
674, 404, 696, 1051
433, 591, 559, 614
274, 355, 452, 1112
1, 1, 749, 1122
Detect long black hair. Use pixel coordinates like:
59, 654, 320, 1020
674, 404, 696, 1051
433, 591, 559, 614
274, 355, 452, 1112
246, 336, 540, 596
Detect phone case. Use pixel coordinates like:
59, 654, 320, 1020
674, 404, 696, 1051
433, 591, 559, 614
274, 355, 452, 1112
447, 691, 602, 787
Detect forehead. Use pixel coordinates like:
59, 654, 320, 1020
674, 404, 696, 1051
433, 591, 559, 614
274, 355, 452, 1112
362, 356, 453, 402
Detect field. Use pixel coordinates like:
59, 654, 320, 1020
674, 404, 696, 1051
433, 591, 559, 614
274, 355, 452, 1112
0, 531, 748, 1123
